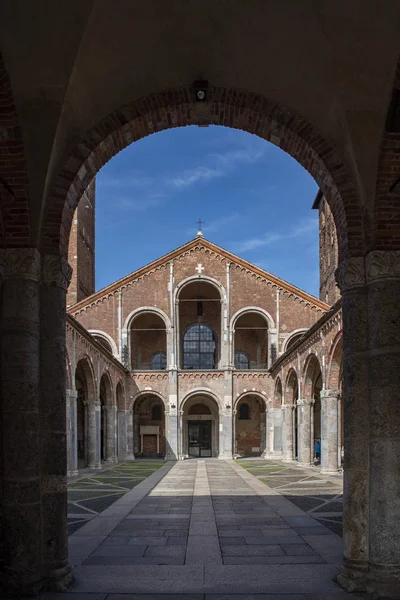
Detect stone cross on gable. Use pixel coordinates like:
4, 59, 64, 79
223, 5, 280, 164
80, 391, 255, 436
196, 263, 204, 275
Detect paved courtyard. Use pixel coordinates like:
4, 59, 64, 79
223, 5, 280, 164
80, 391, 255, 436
46, 459, 365, 599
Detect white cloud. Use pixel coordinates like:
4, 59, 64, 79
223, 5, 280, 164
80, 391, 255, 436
234, 217, 318, 253
99, 142, 266, 212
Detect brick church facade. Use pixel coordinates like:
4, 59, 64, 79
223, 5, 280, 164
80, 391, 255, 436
66, 185, 343, 477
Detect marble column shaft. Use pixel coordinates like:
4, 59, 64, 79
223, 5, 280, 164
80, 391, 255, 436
320, 389, 339, 474
336, 257, 370, 591
297, 398, 313, 467
282, 403, 295, 462
365, 251, 400, 596
87, 403, 98, 468
0, 249, 43, 595
66, 390, 78, 476
105, 405, 117, 463
39, 255, 72, 590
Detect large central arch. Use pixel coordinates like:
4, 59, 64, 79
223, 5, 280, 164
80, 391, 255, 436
44, 87, 362, 261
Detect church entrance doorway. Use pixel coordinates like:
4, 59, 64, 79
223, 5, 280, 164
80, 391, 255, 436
181, 394, 220, 458
188, 421, 212, 457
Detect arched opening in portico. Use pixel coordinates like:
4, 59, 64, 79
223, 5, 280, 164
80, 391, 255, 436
303, 354, 322, 464
286, 369, 299, 461
132, 393, 166, 458
234, 393, 267, 457
181, 393, 220, 458
75, 358, 95, 469
99, 372, 113, 463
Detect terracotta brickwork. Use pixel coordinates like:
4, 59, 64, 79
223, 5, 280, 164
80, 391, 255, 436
67, 178, 96, 307
270, 300, 343, 402
313, 192, 340, 305
70, 239, 328, 359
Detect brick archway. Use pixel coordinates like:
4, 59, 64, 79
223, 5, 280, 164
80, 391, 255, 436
43, 86, 364, 259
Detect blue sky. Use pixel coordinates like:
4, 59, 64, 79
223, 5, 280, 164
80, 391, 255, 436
96, 126, 320, 296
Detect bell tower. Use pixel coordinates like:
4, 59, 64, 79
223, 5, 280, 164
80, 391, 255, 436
67, 178, 96, 307
312, 190, 340, 306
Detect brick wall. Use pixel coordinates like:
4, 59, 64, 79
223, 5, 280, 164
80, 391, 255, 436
314, 195, 340, 305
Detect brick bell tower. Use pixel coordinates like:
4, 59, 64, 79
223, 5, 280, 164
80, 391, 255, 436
67, 178, 96, 307
312, 190, 341, 306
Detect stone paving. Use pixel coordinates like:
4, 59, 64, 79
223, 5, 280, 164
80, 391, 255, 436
238, 460, 343, 537
68, 461, 165, 535
45, 459, 366, 599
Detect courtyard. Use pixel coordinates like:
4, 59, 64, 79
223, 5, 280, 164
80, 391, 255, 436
44, 458, 362, 598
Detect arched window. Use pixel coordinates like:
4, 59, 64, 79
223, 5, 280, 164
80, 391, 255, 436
238, 403, 250, 420
151, 404, 162, 421
234, 350, 250, 369
183, 324, 216, 370
150, 352, 167, 370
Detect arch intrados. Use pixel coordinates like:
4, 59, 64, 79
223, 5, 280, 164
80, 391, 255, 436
100, 370, 113, 403
116, 380, 125, 409
274, 377, 283, 395
234, 391, 267, 409
303, 353, 322, 382
176, 276, 225, 302
283, 329, 308, 353
89, 330, 119, 356
231, 306, 275, 330
124, 307, 171, 332
131, 390, 166, 411
285, 367, 298, 390
327, 332, 343, 389
180, 389, 221, 412
75, 355, 96, 395
48, 87, 361, 259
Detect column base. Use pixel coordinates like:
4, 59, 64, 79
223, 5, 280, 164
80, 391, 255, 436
282, 457, 295, 463
320, 467, 340, 475
43, 562, 74, 592
365, 563, 400, 599
218, 453, 233, 459
0, 562, 73, 597
336, 560, 369, 595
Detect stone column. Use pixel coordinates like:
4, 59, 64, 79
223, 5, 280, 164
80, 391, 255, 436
364, 250, 400, 597
219, 407, 233, 459
297, 398, 313, 467
66, 389, 78, 476
0, 248, 44, 595
39, 254, 73, 590
166, 370, 178, 459
95, 404, 102, 468
105, 405, 117, 463
282, 403, 295, 462
125, 409, 135, 460
335, 257, 370, 593
219, 371, 233, 458
320, 389, 339, 474
262, 404, 273, 458
87, 403, 98, 469
132, 411, 139, 457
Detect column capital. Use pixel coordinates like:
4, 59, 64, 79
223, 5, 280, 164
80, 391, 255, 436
282, 403, 295, 410
320, 388, 340, 399
335, 257, 365, 292
365, 250, 400, 283
0, 247, 41, 281
297, 398, 314, 406
42, 254, 73, 289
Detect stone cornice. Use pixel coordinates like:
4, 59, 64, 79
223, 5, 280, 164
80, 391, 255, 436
68, 238, 329, 314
